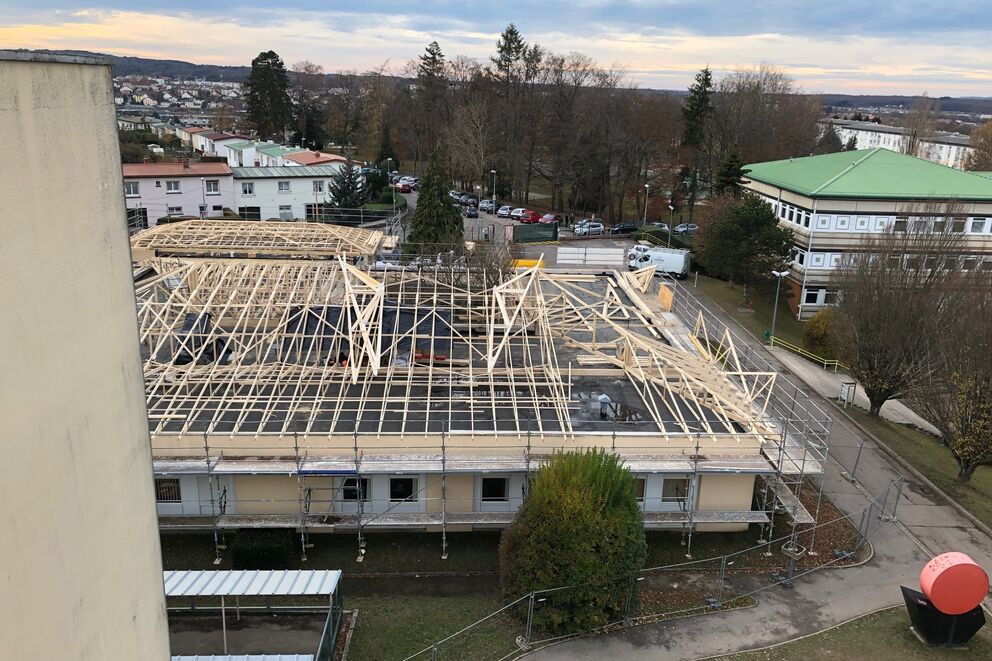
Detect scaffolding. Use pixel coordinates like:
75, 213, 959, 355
140, 258, 828, 559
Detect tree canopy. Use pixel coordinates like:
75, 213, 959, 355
499, 449, 646, 634
245, 50, 293, 139
965, 120, 992, 171
714, 150, 749, 197
406, 147, 464, 250
327, 160, 367, 209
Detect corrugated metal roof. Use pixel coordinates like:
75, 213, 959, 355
163, 570, 341, 597
231, 166, 344, 178
172, 656, 314, 661
256, 145, 300, 157
224, 141, 255, 151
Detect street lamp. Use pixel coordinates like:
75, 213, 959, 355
770, 270, 790, 342
490, 169, 497, 215
642, 184, 650, 226
386, 157, 395, 214
199, 177, 206, 218
667, 204, 675, 247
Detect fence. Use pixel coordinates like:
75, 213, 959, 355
556, 246, 626, 266
401, 479, 905, 661
769, 336, 848, 372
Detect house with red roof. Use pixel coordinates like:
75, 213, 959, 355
122, 161, 234, 230
283, 150, 349, 167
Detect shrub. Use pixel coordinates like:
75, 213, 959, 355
803, 308, 839, 358
229, 530, 296, 569
499, 449, 646, 635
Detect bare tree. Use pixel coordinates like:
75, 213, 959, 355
964, 120, 992, 171
446, 96, 491, 189
901, 93, 938, 158
912, 272, 992, 482
832, 200, 966, 416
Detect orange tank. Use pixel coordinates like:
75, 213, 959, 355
919, 552, 989, 615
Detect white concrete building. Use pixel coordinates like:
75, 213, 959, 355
122, 161, 235, 229
822, 119, 973, 169
232, 165, 345, 220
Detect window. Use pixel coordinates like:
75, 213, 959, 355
481, 477, 509, 502
829, 254, 841, 267
278, 180, 291, 192
856, 216, 870, 230
241, 182, 255, 195
126, 208, 148, 232
951, 219, 966, 233
166, 180, 180, 193
205, 179, 220, 194
788, 207, 795, 222
804, 289, 820, 305
237, 206, 261, 221
962, 256, 979, 271
167, 206, 183, 216
155, 478, 181, 503
198, 204, 207, 217
389, 477, 417, 502
824, 290, 840, 305
816, 215, 830, 229
634, 478, 646, 505
970, 219, 987, 233
124, 181, 140, 197
279, 204, 293, 220
893, 219, 907, 232
795, 250, 806, 265
313, 180, 324, 193
341, 477, 370, 502
836, 216, 850, 230
661, 478, 689, 504
212, 205, 223, 211
932, 220, 946, 233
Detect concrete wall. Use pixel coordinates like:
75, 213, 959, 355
0, 54, 170, 660
695, 474, 756, 532
235, 475, 301, 515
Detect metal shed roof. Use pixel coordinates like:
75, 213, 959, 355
172, 657, 313, 661
163, 570, 341, 597
231, 166, 343, 178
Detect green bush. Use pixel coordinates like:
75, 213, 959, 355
499, 449, 646, 635
803, 308, 839, 358
229, 530, 296, 569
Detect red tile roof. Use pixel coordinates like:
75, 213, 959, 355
122, 162, 232, 178
183, 127, 210, 134
284, 151, 348, 166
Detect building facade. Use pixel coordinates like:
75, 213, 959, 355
822, 119, 973, 169
122, 162, 235, 229
232, 165, 345, 220
743, 148, 992, 319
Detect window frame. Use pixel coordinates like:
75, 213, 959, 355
481, 476, 509, 502
241, 181, 255, 195
124, 181, 140, 197
205, 179, 220, 194
155, 477, 182, 503
165, 179, 181, 193
389, 477, 418, 503
167, 205, 183, 217
277, 180, 291, 192
341, 477, 371, 502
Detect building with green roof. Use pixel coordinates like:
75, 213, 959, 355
743, 148, 992, 319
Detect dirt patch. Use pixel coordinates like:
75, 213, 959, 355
169, 611, 325, 656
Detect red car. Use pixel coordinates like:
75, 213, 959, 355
539, 213, 563, 224
519, 210, 542, 224
397, 183, 412, 193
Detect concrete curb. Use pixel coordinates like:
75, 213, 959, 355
340, 608, 358, 661
829, 401, 992, 542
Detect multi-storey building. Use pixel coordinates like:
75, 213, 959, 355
232, 165, 345, 220
821, 119, 973, 169
743, 148, 992, 319
122, 161, 235, 229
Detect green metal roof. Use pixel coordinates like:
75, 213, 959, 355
231, 166, 343, 178
256, 144, 301, 157
745, 148, 992, 201
224, 140, 255, 151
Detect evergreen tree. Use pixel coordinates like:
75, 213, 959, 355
714, 150, 749, 197
814, 123, 844, 154
695, 193, 794, 307
376, 124, 399, 171
244, 51, 293, 139
406, 147, 464, 251
681, 67, 714, 220
844, 135, 858, 151
327, 160, 367, 209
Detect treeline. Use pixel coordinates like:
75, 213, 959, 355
245, 26, 825, 221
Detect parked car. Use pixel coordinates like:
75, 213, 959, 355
540, 213, 563, 224
510, 208, 526, 220
575, 221, 605, 236
519, 210, 542, 224
479, 199, 495, 213
465, 206, 479, 218
646, 222, 670, 233
609, 222, 637, 235
673, 223, 698, 235
449, 190, 462, 200
397, 183, 411, 193
497, 205, 512, 218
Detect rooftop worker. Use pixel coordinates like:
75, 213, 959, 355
598, 393, 612, 419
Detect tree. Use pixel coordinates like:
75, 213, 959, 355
844, 135, 858, 151
291, 60, 327, 149
376, 124, 399, 171
327, 160, 367, 209
909, 269, 992, 482
714, 150, 749, 197
814, 123, 844, 154
694, 193, 793, 307
212, 101, 234, 132
499, 449, 646, 635
901, 93, 937, 158
832, 201, 964, 416
406, 147, 464, 250
681, 67, 713, 219
964, 120, 992, 171
244, 51, 293, 139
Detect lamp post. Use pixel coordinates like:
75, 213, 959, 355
490, 169, 497, 215
386, 157, 395, 214
200, 177, 206, 218
667, 204, 675, 247
770, 270, 790, 342
642, 184, 650, 226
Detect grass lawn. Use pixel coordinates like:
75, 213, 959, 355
718, 605, 992, 660
347, 594, 515, 661
693, 274, 806, 349
843, 407, 992, 530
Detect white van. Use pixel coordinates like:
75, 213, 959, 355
628, 247, 691, 279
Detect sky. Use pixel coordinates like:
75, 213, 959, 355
1, 1, 990, 96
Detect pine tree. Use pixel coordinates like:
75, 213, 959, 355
376, 124, 399, 171
406, 147, 464, 251
244, 51, 293, 139
681, 67, 714, 220
844, 135, 858, 151
714, 150, 749, 197
328, 160, 367, 209
814, 124, 844, 154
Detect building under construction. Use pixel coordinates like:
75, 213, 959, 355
134, 220, 828, 558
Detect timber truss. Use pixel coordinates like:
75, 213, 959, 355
137, 259, 779, 448
130, 219, 384, 261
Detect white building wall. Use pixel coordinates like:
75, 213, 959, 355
0, 53, 170, 661
829, 123, 972, 169
234, 173, 341, 220
124, 174, 236, 226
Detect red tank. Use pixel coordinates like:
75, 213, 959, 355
919, 552, 989, 615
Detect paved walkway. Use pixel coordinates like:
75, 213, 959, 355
528, 286, 992, 660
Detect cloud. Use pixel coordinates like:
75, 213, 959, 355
1, 4, 989, 95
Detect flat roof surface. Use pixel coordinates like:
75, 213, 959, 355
164, 570, 341, 597
231, 165, 344, 178
745, 148, 992, 201
172, 657, 313, 661
123, 162, 232, 178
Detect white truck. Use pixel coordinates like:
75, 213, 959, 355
627, 246, 691, 279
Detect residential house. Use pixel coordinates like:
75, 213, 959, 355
121, 161, 234, 230
174, 126, 209, 147
284, 150, 350, 167
821, 119, 973, 169
256, 144, 304, 167
223, 140, 261, 167
232, 165, 346, 220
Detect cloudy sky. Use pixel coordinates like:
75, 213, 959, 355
2, 1, 990, 95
